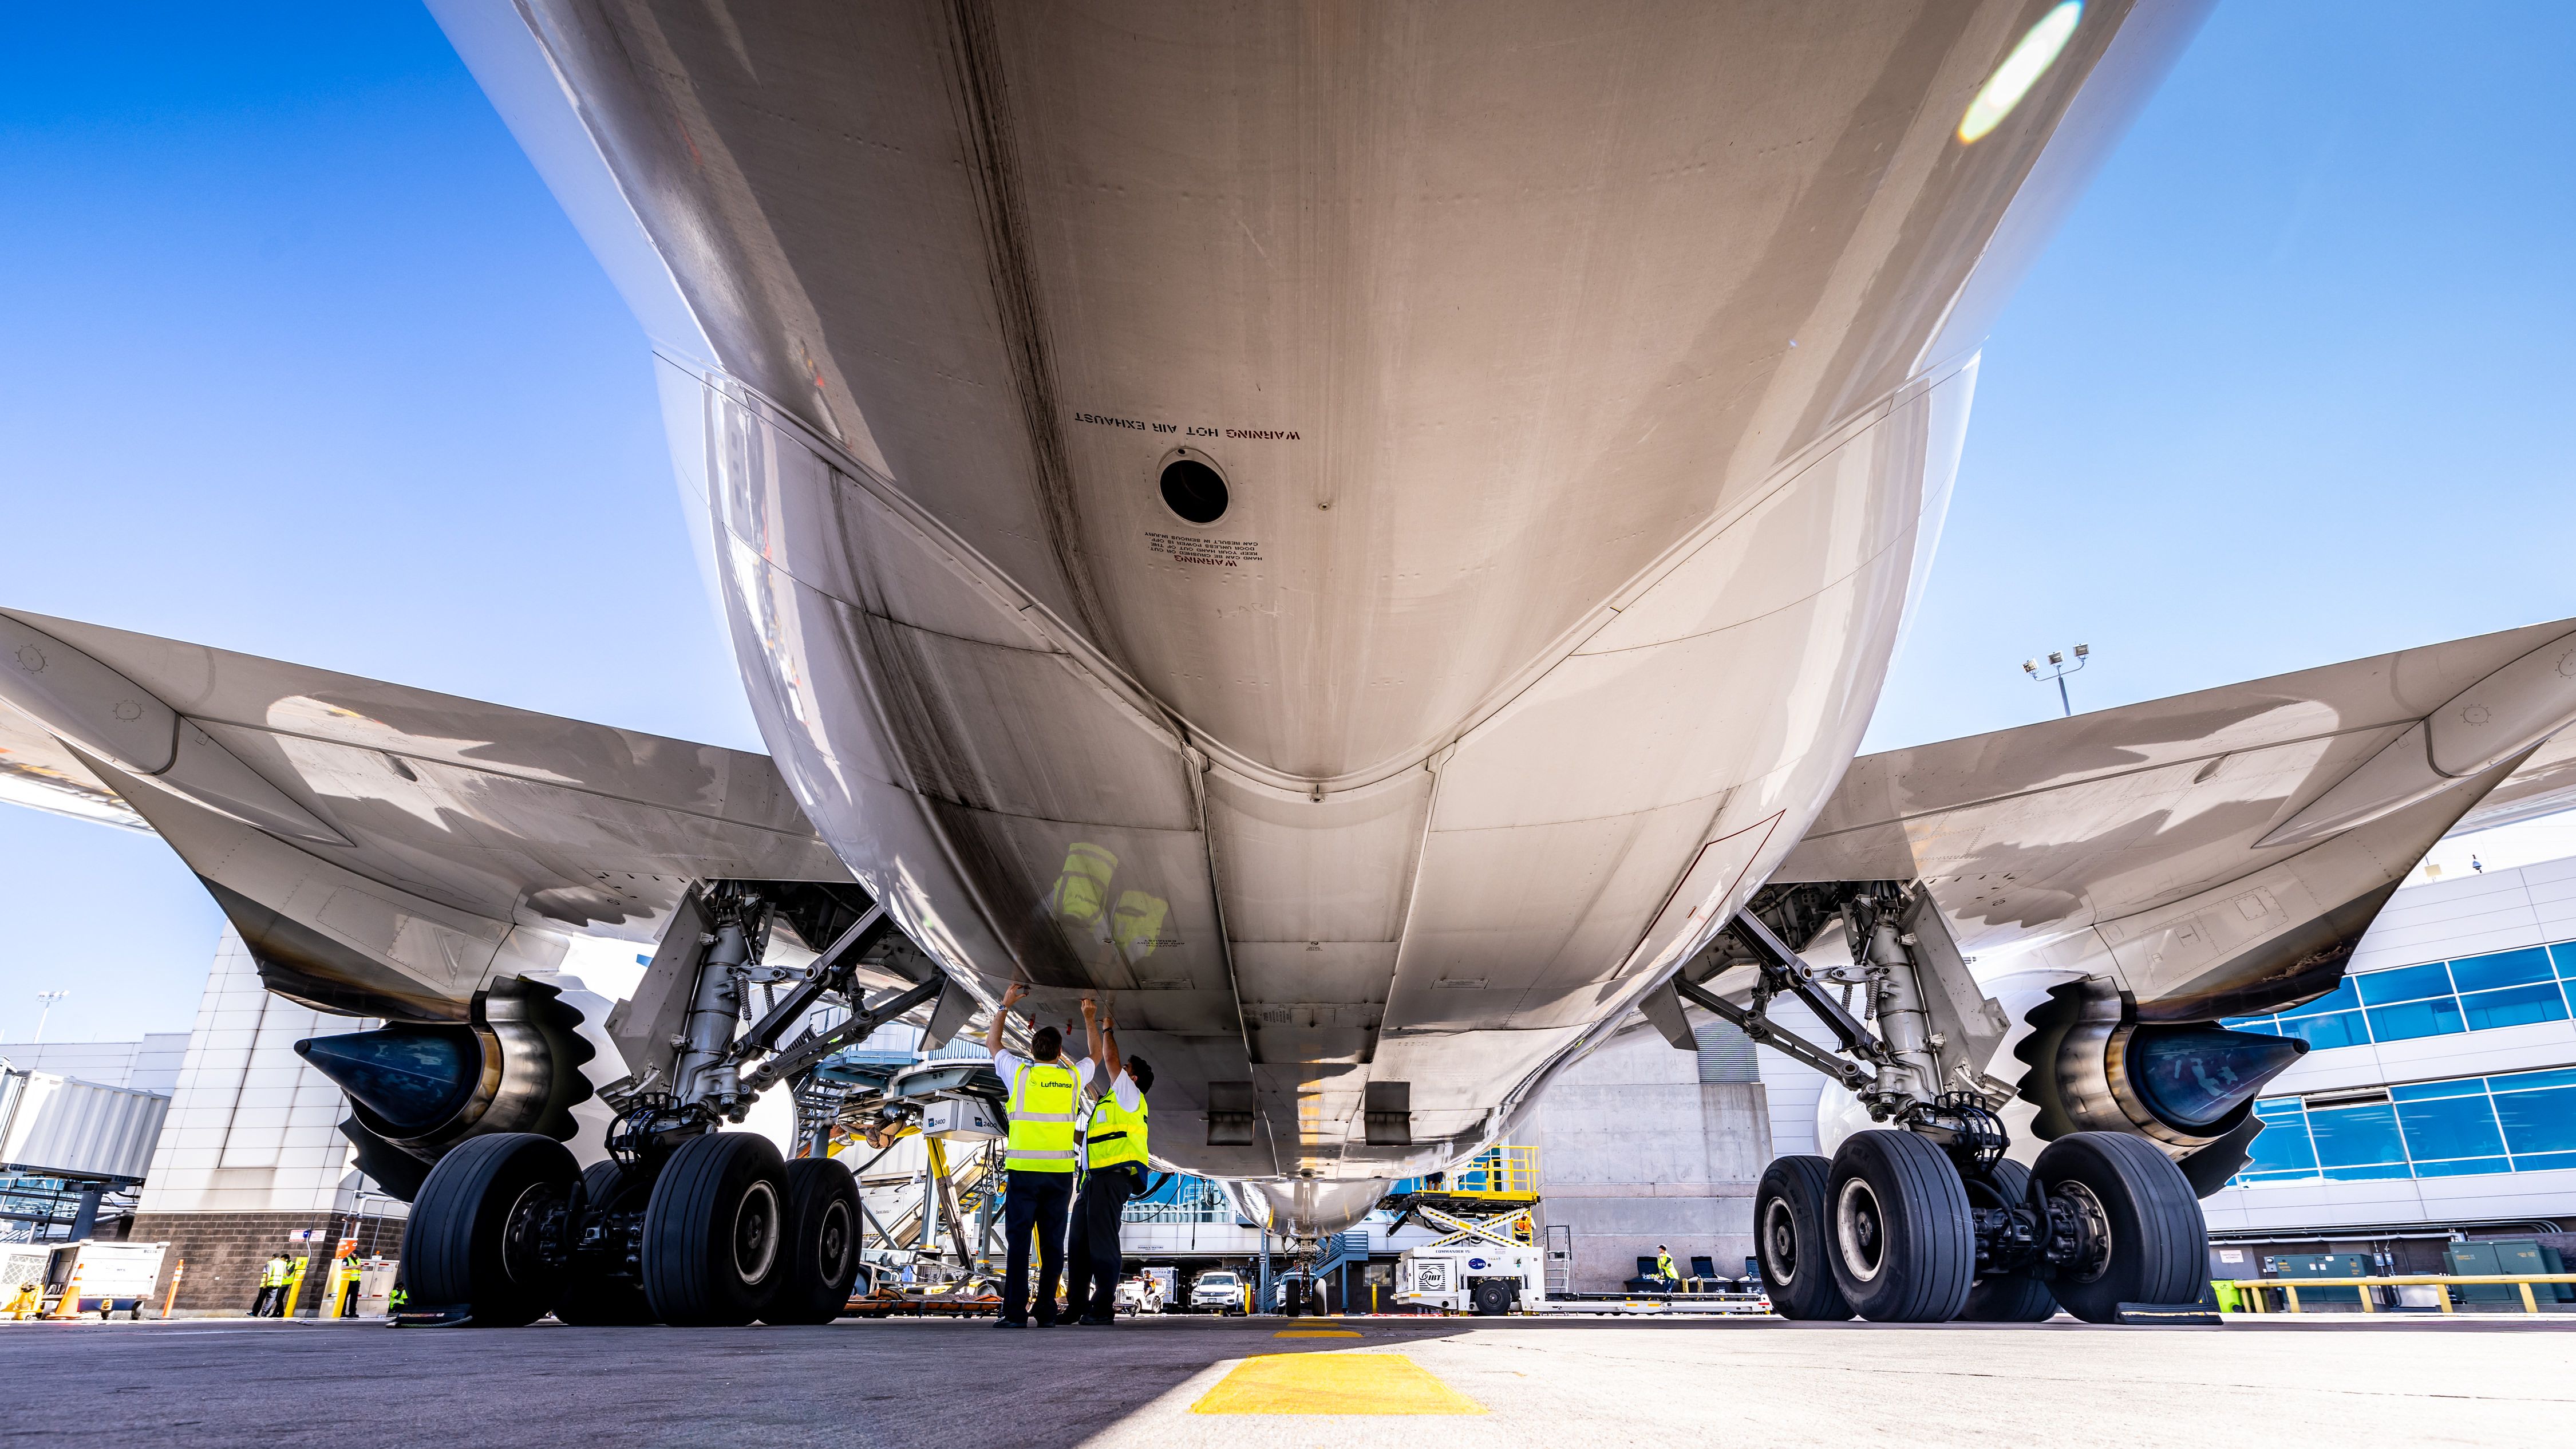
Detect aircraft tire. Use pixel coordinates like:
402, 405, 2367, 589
401, 1131, 579, 1328
762, 1156, 864, 1325
2033, 1132, 2206, 1324
553, 1160, 655, 1325
642, 1131, 789, 1326
1957, 1160, 2057, 1322
1826, 1130, 1974, 1322
1753, 1155, 1854, 1320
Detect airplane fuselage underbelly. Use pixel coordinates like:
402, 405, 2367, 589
466, 0, 2152, 1187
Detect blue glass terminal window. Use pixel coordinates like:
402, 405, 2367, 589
2231, 1066, 2576, 1187
2225, 938, 2576, 1050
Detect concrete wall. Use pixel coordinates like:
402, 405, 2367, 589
1524, 1024, 1772, 1291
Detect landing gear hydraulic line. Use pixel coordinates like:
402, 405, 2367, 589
398, 882, 931, 1326
1690, 883, 2211, 1325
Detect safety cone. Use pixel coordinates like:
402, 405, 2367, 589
44, 1264, 84, 1321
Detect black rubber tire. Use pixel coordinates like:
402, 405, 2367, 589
553, 1160, 655, 1325
2033, 1131, 2208, 1324
1754, 1155, 1854, 1321
401, 1132, 578, 1328
762, 1156, 863, 1325
1957, 1160, 2059, 1322
1826, 1130, 1974, 1323
1470, 1278, 1514, 1316
641, 1131, 789, 1326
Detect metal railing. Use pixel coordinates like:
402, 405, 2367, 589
2226, 1274, 2576, 1315
1449, 1145, 1539, 1198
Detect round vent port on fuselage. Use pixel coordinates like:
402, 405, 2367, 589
1159, 453, 1228, 524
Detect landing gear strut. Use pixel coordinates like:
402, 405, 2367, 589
1713, 885, 2209, 1324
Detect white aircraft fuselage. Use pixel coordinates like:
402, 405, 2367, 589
434, 0, 2203, 1229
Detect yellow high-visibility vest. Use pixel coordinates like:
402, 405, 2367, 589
1006, 1059, 1080, 1172
1085, 1085, 1148, 1170
1657, 1253, 1678, 1281
260, 1260, 291, 1288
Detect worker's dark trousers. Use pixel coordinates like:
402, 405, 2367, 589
1066, 1166, 1137, 1321
1001, 1170, 1074, 1324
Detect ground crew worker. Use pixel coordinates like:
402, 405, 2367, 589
1656, 1245, 1680, 1292
1065, 996, 1152, 1326
254, 1253, 292, 1317
987, 980, 1078, 1328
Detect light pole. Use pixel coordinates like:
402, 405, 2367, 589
2022, 643, 2091, 717
33, 990, 69, 1044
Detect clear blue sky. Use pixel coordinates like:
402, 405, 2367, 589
3, 2, 2570, 1043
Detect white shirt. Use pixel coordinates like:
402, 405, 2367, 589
1076, 1055, 1143, 1114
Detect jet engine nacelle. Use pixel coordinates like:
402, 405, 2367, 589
2016, 976, 2306, 1180
295, 974, 595, 1199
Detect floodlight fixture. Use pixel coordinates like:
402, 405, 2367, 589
2024, 643, 2094, 718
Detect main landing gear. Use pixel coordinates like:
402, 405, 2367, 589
1694, 885, 2211, 1324
1755, 1128, 2204, 1324
400, 882, 897, 1328
402, 1115, 866, 1328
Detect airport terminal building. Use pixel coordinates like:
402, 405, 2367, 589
2203, 851, 2576, 1268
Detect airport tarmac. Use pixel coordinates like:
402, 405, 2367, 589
2, 1314, 2570, 1447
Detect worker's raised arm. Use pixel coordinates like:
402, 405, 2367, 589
1098, 1003, 1124, 1084
987, 980, 1028, 1057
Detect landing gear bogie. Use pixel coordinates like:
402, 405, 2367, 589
1957, 1160, 2057, 1322
553, 1160, 654, 1325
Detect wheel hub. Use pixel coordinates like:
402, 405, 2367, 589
733, 1180, 781, 1284
1835, 1178, 1887, 1282
817, 1200, 852, 1279
2050, 1181, 2113, 1284
500, 1181, 571, 1288
1761, 1198, 1800, 1284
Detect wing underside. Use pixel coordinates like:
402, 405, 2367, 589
0, 608, 854, 1018
1777, 615, 2576, 1016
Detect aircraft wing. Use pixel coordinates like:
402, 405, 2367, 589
0, 698, 148, 832
1774, 615, 2576, 1020
0, 607, 851, 1018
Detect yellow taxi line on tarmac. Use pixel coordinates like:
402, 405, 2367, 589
1274, 1328, 1360, 1337
1191, 1352, 1485, 1416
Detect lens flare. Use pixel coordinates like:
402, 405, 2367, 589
1958, 2, 2083, 144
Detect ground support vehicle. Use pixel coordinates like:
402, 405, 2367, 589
1187, 1269, 1246, 1314
1392, 1204, 1769, 1316
1116, 1276, 1161, 1315
17, 1242, 167, 1320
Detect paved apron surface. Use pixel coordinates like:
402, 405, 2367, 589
2, 1314, 2569, 1447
